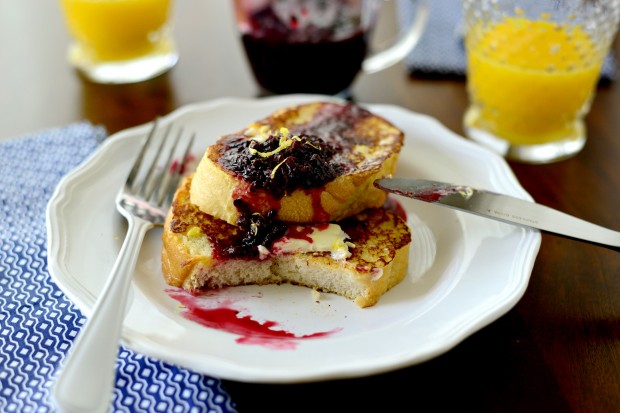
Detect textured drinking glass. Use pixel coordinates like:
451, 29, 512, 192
59, 0, 178, 84
463, 0, 620, 163
233, 0, 429, 96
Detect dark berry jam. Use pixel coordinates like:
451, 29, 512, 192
226, 200, 288, 258
218, 132, 343, 200
240, 4, 370, 95
172, 198, 287, 260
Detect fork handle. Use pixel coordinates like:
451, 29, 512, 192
53, 217, 153, 413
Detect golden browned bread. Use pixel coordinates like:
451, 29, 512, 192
189, 101, 404, 226
162, 175, 412, 308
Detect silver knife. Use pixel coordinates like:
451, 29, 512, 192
374, 177, 620, 250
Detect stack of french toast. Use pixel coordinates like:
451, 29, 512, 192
161, 101, 412, 308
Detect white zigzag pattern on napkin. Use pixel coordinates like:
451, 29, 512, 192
0, 123, 237, 413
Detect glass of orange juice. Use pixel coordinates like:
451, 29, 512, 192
59, 0, 178, 84
463, 0, 620, 163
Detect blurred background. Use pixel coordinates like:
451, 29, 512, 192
0, 1, 424, 141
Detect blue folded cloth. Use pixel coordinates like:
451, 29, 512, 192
397, 0, 618, 81
0, 123, 237, 413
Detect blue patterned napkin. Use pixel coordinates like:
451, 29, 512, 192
0, 123, 237, 412
396, 0, 618, 81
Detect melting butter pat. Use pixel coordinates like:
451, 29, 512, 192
271, 224, 354, 260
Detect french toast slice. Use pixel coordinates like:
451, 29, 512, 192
162, 175, 412, 308
189, 101, 403, 226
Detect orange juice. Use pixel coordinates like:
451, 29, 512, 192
464, 17, 604, 146
60, 0, 174, 61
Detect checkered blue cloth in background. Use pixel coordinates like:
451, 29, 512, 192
0, 123, 237, 413
396, 0, 618, 81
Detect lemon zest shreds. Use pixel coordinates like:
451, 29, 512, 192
187, 227, 202, 237
304, 141, 322, 150
249, 133, 302, 158
247, 131, 323, 178
270, 156, 291, 179
250, 212, 261, 236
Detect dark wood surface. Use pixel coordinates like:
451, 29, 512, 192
3, 2, 619, 412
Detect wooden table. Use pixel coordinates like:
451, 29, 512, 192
2, 2, 619, 412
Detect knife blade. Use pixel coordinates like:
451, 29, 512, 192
374, 177, 620, 250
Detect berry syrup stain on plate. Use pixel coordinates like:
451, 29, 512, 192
167, 288, 341, 350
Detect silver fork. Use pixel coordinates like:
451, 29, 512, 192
53, 119, 195, 413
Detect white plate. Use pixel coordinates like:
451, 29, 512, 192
46, 94, 540, 383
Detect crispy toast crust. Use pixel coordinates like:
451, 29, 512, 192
189, 102, 403, 226
162, 175, 412, 308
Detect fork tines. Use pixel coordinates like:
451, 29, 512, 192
127, 118, 195, 207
